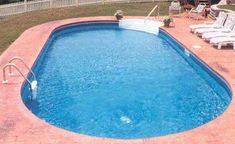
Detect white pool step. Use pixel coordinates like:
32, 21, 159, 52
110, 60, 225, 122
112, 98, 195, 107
119, 19, 163, 35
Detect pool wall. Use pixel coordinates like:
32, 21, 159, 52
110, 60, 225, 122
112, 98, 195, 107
160, 30, 232, 98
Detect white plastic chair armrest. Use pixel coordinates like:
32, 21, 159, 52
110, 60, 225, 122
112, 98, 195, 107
189, 8, 196, 12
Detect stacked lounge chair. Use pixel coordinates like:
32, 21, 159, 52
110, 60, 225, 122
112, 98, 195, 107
210, 36, 235, 49
194, 14, 235, 36
202, 25, 235, 41
190, 12, 227, 32
189, 12, 235, 50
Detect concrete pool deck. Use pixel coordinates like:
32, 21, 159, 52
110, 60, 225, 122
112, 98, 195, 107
0, 16, 235, 144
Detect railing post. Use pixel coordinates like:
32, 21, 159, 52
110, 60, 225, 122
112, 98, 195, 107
24, 0, 27, 12
76, 0, 79, 7
50, 0, 53, 8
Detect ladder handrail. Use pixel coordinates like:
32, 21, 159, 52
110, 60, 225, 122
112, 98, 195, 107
145, 4, 159, 21
8, 56, 36, 81
2, 63, 32, 89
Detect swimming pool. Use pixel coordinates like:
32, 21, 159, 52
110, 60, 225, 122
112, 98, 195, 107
21, 22, 232, 139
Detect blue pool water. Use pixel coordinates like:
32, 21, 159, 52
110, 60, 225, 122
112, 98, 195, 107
22, 22, 232, 139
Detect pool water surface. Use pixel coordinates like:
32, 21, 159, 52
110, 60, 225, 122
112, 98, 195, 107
22, 22, 231, 139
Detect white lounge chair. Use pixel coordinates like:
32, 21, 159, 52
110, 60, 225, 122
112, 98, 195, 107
188, 3, 206, 20
189, 12, 227, 32
202, 25, 235, 40
210, 36, 235, 49
169, 0, 181, 15
194, 14, 235, 36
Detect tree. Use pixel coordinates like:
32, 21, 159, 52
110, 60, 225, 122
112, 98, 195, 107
0, 0, 23, 5
0, 0, 10, 5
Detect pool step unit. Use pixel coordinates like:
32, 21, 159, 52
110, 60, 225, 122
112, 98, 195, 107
119, 19, 163, 35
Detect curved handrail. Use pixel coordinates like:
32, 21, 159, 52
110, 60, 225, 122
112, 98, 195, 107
2, 63, 31, 86
2, 64, 32, 90
145, 4, 159, 22
8, 56, 36, 81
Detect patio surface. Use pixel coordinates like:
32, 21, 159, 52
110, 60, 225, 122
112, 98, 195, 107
0, 16, 235, 144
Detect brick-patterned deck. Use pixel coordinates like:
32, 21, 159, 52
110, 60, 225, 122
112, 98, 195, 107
0, 16, 235, 144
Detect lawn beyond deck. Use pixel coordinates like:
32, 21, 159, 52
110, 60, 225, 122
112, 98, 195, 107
0, 2, 170, 54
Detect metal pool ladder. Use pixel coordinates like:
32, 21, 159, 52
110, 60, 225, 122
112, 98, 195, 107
7, 56, 36, 80
145, 4, 159, 22
2, 56, 37, 99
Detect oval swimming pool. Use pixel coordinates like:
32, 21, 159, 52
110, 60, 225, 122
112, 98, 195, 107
22, 22, 232, 139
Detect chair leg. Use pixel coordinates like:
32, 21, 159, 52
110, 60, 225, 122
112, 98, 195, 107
218, 43, 222, 49
197, 13, 200, 20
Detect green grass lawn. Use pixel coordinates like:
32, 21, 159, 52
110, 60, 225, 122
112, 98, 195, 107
0, 2, 170, 54
218, 4, 235, 11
